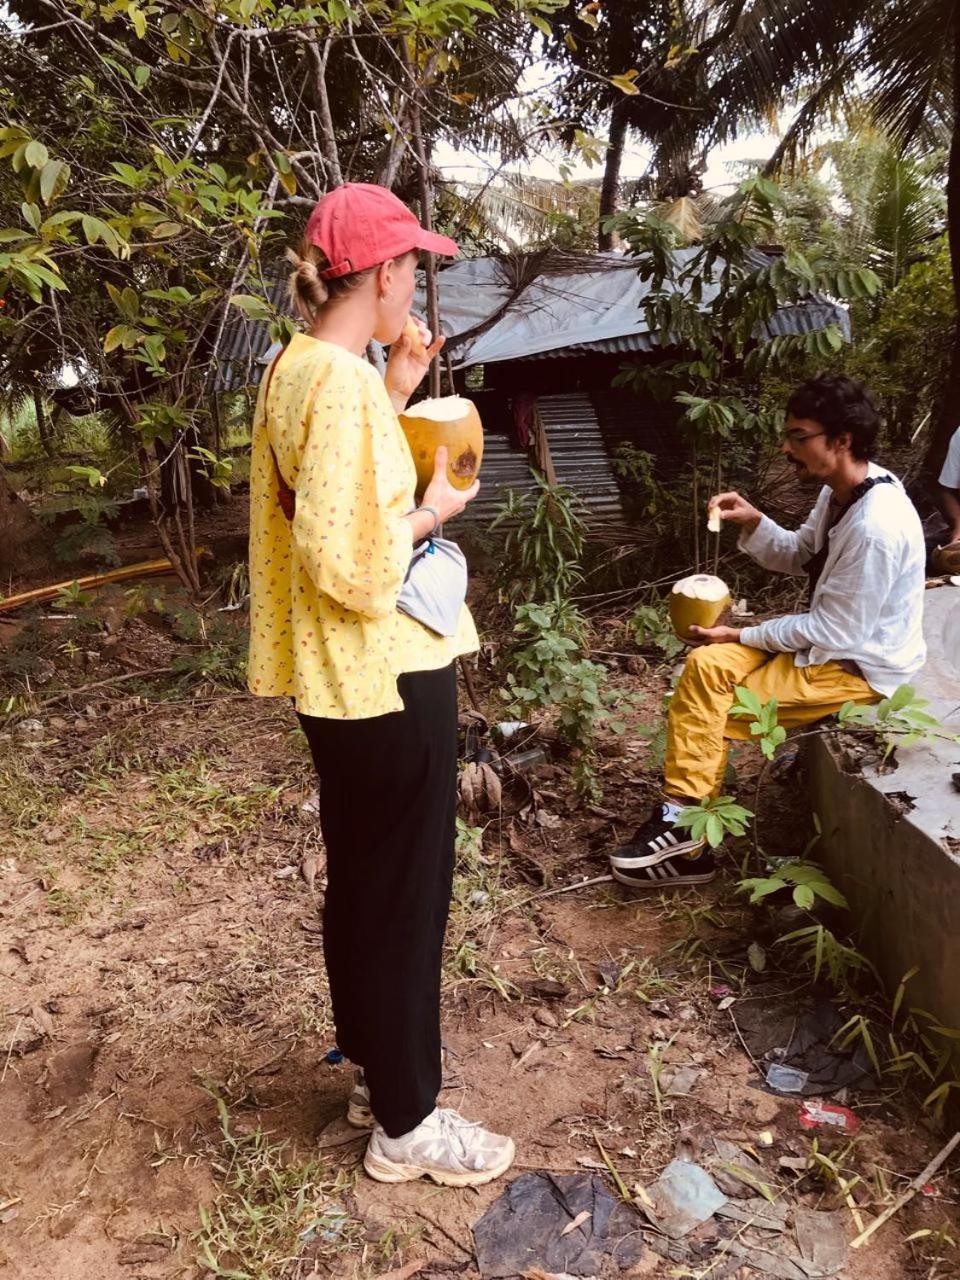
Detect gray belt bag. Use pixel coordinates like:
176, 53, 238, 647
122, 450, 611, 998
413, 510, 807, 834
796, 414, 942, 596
398, 535, 468, 637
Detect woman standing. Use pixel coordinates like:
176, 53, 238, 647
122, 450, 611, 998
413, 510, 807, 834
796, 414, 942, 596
247, 183, 514, 1187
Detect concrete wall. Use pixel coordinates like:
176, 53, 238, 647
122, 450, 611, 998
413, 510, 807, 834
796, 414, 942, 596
808, 585, 960, 1026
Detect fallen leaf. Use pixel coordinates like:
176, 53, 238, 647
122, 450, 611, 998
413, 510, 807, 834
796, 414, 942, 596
31, 1003, 55, 1037
374, 1261, 424, 1280
559, 1209, 592, 1238
747, 941, 766, 973
300, 852, 318, 890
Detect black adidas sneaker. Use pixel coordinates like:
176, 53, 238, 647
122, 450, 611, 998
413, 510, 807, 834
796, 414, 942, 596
609, 803, 712, 886
611, 846, 716, 889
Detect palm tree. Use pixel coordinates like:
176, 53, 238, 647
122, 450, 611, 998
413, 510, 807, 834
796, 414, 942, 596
704, 0, 959, 478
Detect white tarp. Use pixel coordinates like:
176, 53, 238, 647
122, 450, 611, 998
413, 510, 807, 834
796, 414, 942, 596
416, 249, 848, 370
416, 250, 714, 368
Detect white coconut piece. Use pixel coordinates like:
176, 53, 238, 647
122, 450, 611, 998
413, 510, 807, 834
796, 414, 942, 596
402, 395, 473, 421
672, 573, 730, 601
707, 505, 722, 534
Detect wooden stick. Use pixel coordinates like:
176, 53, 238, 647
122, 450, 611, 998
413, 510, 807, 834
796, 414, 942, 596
510, 874, 614, 912
38, 668, 175, 708
0, 548, 208, 614
850, 1131, 960, 1249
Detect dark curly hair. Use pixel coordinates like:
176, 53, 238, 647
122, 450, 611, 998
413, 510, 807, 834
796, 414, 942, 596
785, 374, 880, 461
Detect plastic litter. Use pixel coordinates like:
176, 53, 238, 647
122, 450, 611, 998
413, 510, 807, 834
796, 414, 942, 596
798, 1099, 860, 1134
493, 720, 532, 743
504, 747, 549, 773
765, 1063, 810, 1095
472, 1172, 645, 1277
640, 1159, 726, 1238
732, 996, 877, 1096
324, 1047, 344, 1064
795, 1208, 848, 1274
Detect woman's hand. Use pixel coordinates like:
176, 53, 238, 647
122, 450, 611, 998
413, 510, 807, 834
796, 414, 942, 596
421, 446, 479, 523
385, 317, 445, 412
708, 490, 762, 532
407, 446, 479, 540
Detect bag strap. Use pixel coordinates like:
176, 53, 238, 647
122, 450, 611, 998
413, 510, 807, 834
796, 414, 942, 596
804, 473, 896, 598
262, 350, 296, 522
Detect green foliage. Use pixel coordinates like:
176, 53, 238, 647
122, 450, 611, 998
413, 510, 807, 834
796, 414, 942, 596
52, 580, 94, 610
837, 683, 960, 758
675, 795, 752, 849
776, 923, 875, 991
729, 685, 787, 760
739, 861, 848, 911
196, 1089, 358, 1280
626, 603, 685, 660
492, 475, 586, 604
501, 600, 632, 800
607, 177, 882, 568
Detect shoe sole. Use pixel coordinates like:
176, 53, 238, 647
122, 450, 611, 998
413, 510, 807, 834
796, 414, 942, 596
347, 1100, 375, 1129
612, 866, 716, 889
363, 1137, 516, 1187
609, 838, 706, 869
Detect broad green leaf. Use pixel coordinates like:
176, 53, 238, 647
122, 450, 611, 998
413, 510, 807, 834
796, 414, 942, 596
24, 139, 49, 169
39, 159, 69, 206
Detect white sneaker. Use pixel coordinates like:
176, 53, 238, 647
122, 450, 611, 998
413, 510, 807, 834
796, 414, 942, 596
363, 1107, 516, 1187
346, 1068, 375, 1129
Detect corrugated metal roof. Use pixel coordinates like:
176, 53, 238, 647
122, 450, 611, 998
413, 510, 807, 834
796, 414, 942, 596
213, 249, 850, 388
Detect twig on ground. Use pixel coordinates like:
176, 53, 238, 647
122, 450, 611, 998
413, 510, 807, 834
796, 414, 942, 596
413, 1209, 474, 1259
727, 1008, 765, 1080
37, 668, 175, 708
510, 874, 614, 912
1, 1019, 23, 1085
850, 1131, 960, 1249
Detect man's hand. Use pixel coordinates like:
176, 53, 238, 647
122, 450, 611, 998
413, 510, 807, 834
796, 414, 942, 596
708, 491, 762, 533
688, 624, 742, 646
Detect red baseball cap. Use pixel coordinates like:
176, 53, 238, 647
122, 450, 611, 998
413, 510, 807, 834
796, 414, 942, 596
305, 183, 459, 280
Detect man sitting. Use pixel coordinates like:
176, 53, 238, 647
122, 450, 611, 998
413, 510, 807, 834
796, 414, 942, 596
610, 374, 927, 889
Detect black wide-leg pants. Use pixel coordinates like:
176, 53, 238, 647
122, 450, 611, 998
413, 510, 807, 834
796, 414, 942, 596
298, 664, 457, 1138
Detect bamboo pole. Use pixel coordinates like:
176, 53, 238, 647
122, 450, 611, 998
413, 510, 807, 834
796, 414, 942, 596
0, 549, 208, 615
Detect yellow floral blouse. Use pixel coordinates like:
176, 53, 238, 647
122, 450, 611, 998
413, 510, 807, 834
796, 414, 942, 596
247, 333, 478, 718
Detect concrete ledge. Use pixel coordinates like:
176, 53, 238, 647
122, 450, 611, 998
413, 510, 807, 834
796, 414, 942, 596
808, 585, 960, 1026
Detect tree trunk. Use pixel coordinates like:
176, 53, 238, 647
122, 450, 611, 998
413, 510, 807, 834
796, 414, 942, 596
926, 22, 960, 483
0, 466, 47, 572
598, 99, 630, 251
409, 90, 442, 398
33, 389, 54, 458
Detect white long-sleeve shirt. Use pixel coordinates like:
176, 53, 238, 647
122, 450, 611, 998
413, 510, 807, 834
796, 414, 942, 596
737, 462, 926, 696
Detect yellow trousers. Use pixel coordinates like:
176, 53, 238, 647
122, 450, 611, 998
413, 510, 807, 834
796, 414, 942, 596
663, 645, 878, 801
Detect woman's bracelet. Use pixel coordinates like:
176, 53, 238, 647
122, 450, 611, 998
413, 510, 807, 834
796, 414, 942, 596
417, 504, 440, 535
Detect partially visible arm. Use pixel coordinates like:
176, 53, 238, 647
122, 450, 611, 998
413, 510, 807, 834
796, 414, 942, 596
739, 535, 898, 655
939, 484, 960, 543
711, 488, 823, 577
292, 377, 413, 620
938, 430, 960, 541
737, 496, 825, 577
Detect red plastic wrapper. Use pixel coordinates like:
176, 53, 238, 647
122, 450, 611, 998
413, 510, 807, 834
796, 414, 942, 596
797, 1100, 861, 1134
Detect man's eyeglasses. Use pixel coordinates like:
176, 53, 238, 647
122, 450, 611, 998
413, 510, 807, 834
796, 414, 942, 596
781, 429, 826, 445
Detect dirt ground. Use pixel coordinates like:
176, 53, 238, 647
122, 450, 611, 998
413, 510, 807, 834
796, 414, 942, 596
1, 576, 959, 1280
